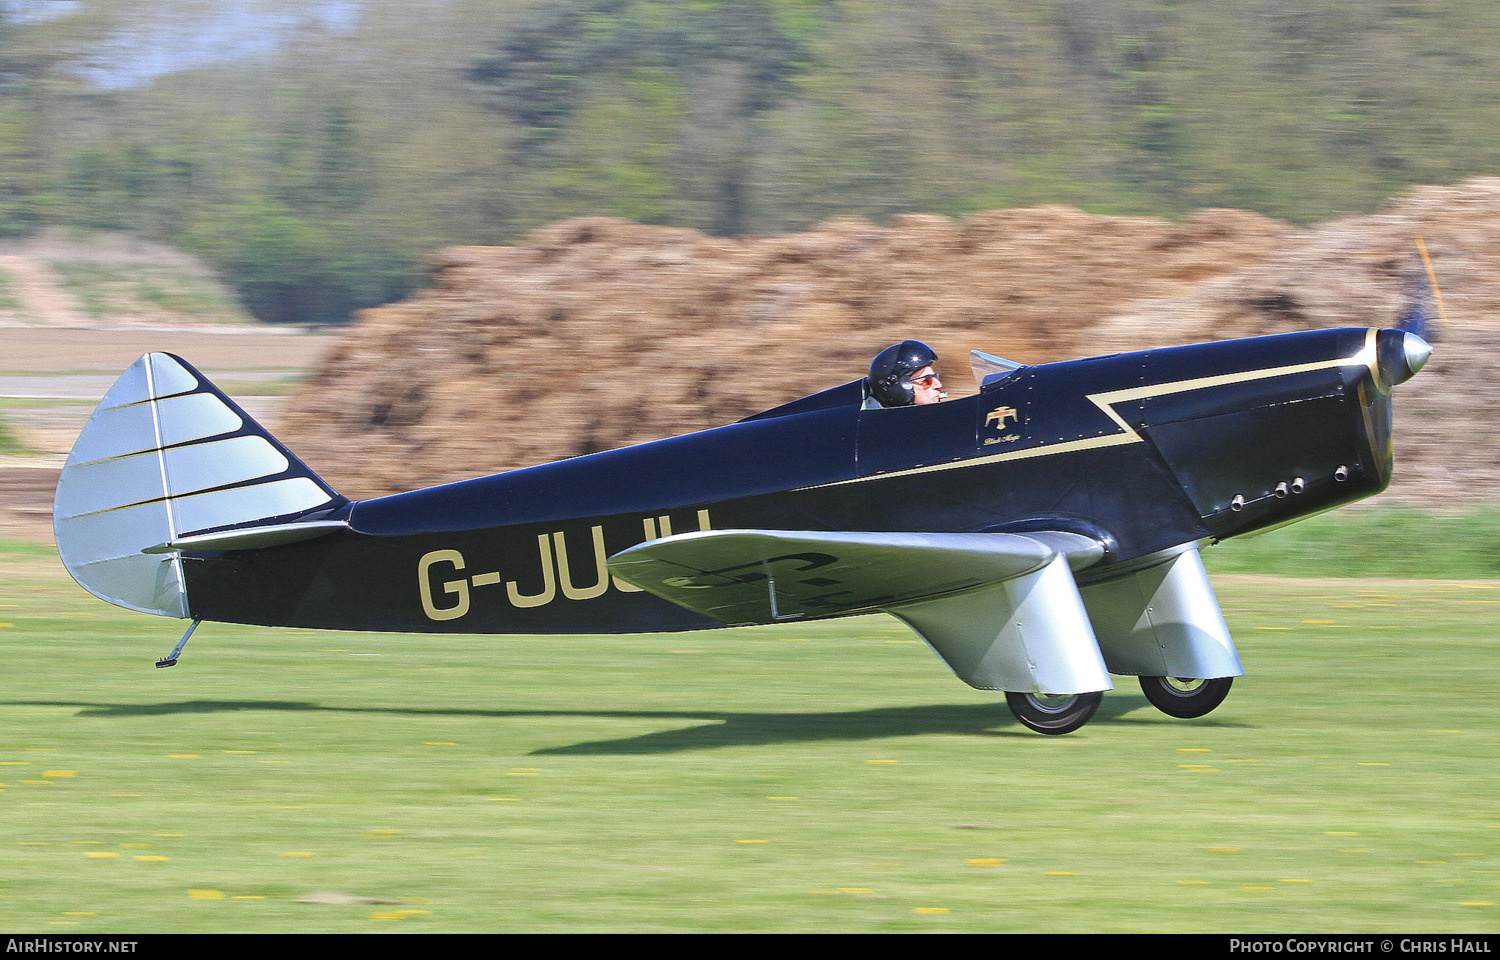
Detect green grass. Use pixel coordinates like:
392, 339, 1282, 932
1204, 506, 1500, 580
0, 540, 54, 557
0, 415, 27, 456
47, 260, 252, 325
0, 549, 1496, 932
0, 268, 21, 313
210, 374, 309, 398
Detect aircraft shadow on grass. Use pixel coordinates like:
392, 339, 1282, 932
3, 696, 1245, 755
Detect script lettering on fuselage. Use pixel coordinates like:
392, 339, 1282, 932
418, 510, 712, 621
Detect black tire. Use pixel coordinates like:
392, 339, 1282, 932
1138, 676, 1233, 719
1004, 691, 1103, 735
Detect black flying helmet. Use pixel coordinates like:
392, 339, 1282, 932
868, 340, 939, 407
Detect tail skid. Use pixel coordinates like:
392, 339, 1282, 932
53, 353, 347, 619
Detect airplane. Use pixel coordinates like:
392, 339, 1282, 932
52, 314, 1433, 734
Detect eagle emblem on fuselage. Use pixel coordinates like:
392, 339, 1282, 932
985, 405, 1020, 430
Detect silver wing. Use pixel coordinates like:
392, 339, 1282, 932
608, 529, 1114, 695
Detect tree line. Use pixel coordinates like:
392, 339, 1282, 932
3, 0, 1499, 325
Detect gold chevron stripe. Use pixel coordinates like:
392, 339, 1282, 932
801, 330, 1378, 490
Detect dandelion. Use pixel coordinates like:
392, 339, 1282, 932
370, 909, 429, 921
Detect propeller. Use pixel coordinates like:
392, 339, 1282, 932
1396, 237, 1448, 341
1380, 238, 1443, 387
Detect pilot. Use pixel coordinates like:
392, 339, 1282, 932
868, 340, 945, 407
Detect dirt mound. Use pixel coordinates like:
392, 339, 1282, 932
279, 180, 1500, 505
0, 230, 255, 329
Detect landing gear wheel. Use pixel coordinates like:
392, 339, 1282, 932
1138, 676, 1233, 719
1004, 691, 1103, 735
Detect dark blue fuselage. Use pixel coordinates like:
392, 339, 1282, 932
184, 327, 1391, 633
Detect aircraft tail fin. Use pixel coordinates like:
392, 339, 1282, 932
53, 353, 347, 618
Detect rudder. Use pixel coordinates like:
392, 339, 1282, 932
53, 353, 345, 618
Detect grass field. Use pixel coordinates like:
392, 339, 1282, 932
1201, 507, 1500, 580
0, 542, 1496, 933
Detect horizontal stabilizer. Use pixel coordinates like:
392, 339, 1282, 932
54, 353, 345, 618
141, 519, 349, 555
607, 528, 1104, 625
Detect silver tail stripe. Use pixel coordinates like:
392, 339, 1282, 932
95, 353, 199, 410
65, 393, 244, 467
55, 479, 332, 566
54, 436, 291, 520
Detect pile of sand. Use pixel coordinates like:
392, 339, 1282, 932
279, 179, 1500, 506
